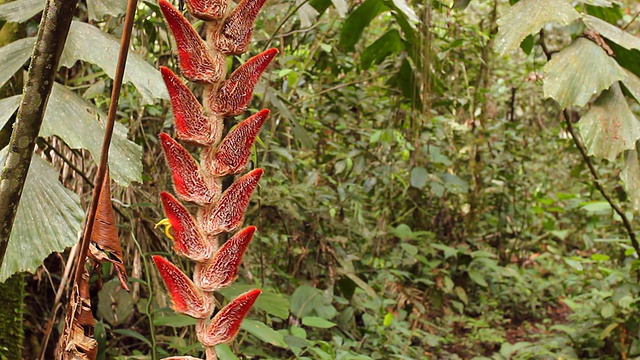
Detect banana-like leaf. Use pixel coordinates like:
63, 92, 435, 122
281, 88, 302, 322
0, 95, 20, 128
543, 37, 625, 109
621, 144, 640, 212
622, 69, 640, 103
495, 0, 580, 54
579, 83, 640, 161
0, 85, 141, 185
0, 149, 84, 282
583, 15, 640, 52
0, 37, 35, 90
43, 83, 142, 185
0, 0, 43, 23
60, 21, 168, 104
87, 0, 126, 21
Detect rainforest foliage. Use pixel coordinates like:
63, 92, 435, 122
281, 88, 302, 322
2, 0, 640, 359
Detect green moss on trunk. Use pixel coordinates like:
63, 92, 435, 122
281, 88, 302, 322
0, 3, 27, 359
0, 273, 24, 360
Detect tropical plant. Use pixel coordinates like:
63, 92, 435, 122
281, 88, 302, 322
151, 0, 277, 358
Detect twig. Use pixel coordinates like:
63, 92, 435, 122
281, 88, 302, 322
538, 29, 640, 258
563, 111, 640, 257
71, 0, 138, 286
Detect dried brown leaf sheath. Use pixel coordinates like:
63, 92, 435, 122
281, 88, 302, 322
88, 169, 129, 291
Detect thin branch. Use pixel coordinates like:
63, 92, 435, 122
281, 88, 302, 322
71, 0, 138, 286
539, 29, 640, 257
563, 111, 640, 257
0, 0, 80, 266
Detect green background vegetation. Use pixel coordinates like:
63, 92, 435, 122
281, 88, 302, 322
2, 0, 640, 359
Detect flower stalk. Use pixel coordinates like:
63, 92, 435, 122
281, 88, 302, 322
154, 0, 275, 358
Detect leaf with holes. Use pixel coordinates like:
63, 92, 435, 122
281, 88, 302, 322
579, 83, 640, 161
543, 37, 626, 109
495, 0, 580, 54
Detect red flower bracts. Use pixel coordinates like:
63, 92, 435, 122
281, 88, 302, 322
154, 0, 276, 358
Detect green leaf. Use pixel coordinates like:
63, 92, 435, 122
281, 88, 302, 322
495, 0, 580, 54
543, 38, 626, 109
383, 312, 393, 327
289, 285, 337, 319
60, 21, 168, 104
621, 145, 640, 211
621, 68, 640, 103
43, 83, 142, 185
0, 37, 35, 90
600, 323, 619, 340
87, 0, 126, 21
98, 280, 134, 326
215, 344, 239, 360
583, 15, 640, 52
0, 95, 20, 129
267, 92, 313, 150
241, 319, 287, 347
579, 82, 640, 161
520, 34, 535, 55
387, 0, 418, 24
0, 0, 43, 23
361, 29, 405, 70
0, 150, 84, 281
410, 167, 428, 189
152, 312, 198, 327
330, 0, 348, 17
112, 329, 152, 347
339, 0, 389, 52
581, 201, 611, 213
468, 269, 488, 287
217, 284, 290, 319
302, 316, 337, 328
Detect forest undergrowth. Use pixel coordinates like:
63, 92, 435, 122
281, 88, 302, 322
2, 0, 640, 359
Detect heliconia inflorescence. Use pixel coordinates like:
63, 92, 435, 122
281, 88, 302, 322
154, 0, 275, 358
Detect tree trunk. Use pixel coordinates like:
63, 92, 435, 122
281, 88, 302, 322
0, 0, 80, 266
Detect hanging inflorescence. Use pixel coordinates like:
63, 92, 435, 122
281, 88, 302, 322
153, 0, 276, 358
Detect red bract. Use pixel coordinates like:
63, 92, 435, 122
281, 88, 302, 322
208, 0, 269, 55
159, 0, 225, 83
160, 192, 214, 262
159, 133, 220, 205
207, 48, 278, 116
198, 168, 263, 236
184, 0, 227, 21
161, 67, 223, 146
197, 289, 261, 347
156, 0, 276, 354
202, 109, 269, 177
152, 256, 213, 319
194, 226, 256, 291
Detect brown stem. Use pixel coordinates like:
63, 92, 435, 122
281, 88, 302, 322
538, 29, 640, 258
71, 0, 139, 287
563, 111, 640, 257
0, 0, 80, 267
